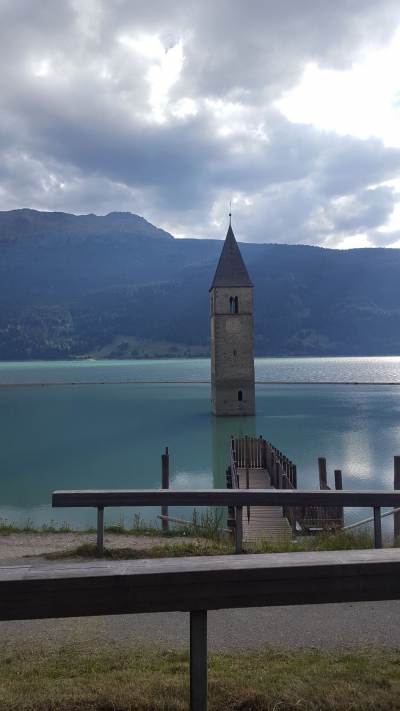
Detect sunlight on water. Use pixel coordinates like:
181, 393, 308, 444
1, 355, 400, 384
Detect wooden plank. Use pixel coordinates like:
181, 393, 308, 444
52, 490, 400, 508
3, 550, 400, 621
236, 467, 290, 542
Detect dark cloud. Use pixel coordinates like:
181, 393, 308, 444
0, 0, 400, 246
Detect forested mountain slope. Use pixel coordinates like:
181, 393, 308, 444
1, 209, 399, 359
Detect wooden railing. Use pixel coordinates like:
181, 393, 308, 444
263, 440, 297, 490
53, 488, 400, 553
230, 436, 297, 488
231, 435, 265, 469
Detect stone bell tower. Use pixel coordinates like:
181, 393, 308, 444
210, 218, 255, 416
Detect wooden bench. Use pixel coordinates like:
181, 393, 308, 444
53, 488, 400, 552
3, 549, 400, 710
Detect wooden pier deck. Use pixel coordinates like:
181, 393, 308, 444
229, 437, 297, 544
228, 437, 344, 545
235, 466, 291, 543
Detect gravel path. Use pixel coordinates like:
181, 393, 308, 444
1, 602, 399, 652
0, 532, 190, 560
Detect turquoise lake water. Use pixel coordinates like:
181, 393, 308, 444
0, 357, 400, 528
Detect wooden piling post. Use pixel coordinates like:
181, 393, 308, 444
274, 458, 280, 488
373, 506, 382, 549
161, 447, 169, 532
292, 464, 297, 489
394, 457, 400, 543
190, 610, 208, 711
334, 469, 343, 490
278, 461, 283, 489
266, 446, 272, 476
245, 438, 250, 523
260, 436, 265, 468
97, 506, 104, 555
270, 455, 275, 486
334, 469, 344, 528
318, 458, 328, 489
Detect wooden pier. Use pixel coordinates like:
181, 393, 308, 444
227, 437, 345, 545
228, 437, 296, 543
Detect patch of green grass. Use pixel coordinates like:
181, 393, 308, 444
0, 518, 72, 535
103, 512, 161, 537
103, 509, 228, 540
45, 540, 229, 560
176, 508, 227, 540
1, 645, 400, 710
248, 530, 374, 554
0, 509, 228, 540
44, 531, 374, 561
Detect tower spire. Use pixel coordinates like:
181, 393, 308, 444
209, 219, 252, 290
229, 199, 232, 226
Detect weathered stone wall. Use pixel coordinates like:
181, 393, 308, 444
210, 286, 255, 416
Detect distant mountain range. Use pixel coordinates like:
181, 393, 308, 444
0, 208, 399, 360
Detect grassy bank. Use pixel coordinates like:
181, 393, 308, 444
0, 510, 225, 539
0, 513, 382, 562
45, 531, 374, 561
1, 645, 400, 710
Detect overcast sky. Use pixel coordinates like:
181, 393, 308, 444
1, 0, 400, 247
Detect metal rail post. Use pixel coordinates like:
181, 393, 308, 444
190, 610, 208, 711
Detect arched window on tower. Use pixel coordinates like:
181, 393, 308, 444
238, 390, 243, 402
229, 296, 239, 314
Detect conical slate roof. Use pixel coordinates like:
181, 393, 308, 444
210, 224, 253, 289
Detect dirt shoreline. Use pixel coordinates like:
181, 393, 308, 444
0, 532, 191, 561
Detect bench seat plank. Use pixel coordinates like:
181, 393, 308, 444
2, 550, 400, 621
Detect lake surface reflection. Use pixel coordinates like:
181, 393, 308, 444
1, 370, 400, 528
